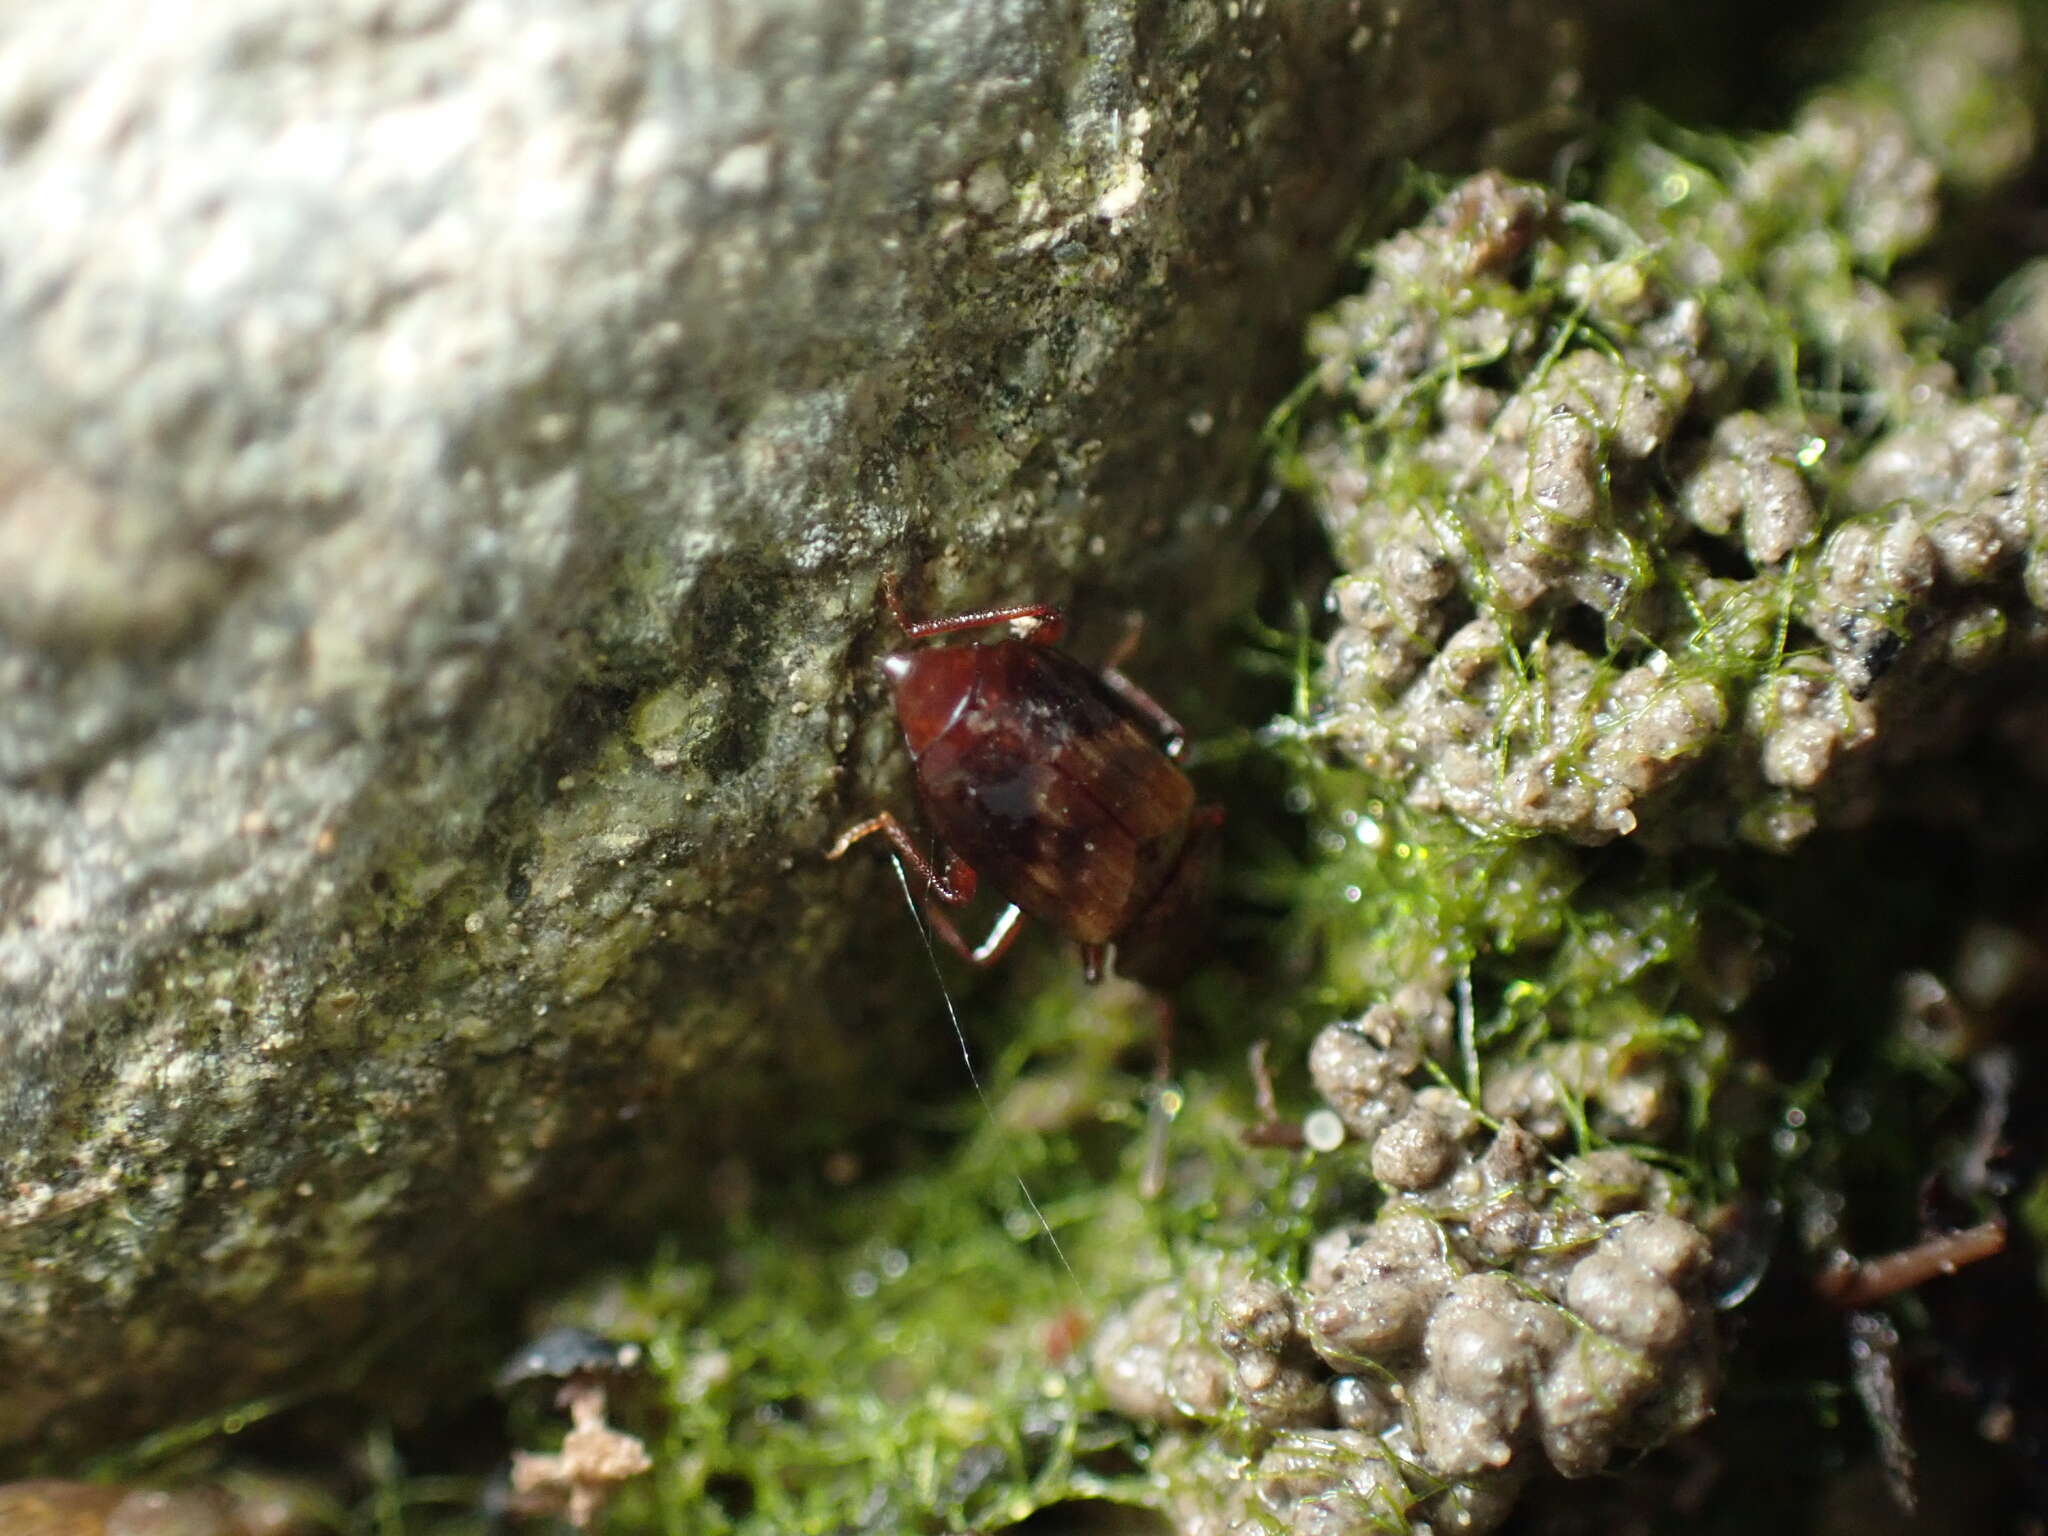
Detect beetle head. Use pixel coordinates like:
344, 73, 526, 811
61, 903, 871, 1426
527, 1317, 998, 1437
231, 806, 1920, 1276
881, 645, 977, 755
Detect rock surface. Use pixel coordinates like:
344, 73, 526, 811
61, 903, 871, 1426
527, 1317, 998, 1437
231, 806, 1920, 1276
0, 0, 1605, 1462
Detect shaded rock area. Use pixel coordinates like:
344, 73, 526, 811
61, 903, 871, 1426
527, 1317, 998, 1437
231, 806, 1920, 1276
0, 0, 1623, 1464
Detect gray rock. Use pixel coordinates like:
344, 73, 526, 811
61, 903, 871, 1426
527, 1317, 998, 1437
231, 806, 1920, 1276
0, 0, 1601, 1460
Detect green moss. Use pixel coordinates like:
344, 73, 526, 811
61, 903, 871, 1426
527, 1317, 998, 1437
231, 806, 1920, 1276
521, 973, 1314, 1536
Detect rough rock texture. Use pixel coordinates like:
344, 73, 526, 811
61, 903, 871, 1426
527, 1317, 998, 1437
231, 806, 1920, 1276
0, 0, 1616, 1464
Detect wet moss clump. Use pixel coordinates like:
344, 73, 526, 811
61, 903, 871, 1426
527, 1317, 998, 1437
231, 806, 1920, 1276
1291, 102, 2048, 853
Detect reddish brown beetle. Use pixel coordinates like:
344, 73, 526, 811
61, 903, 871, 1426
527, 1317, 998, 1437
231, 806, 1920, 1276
828, 575, 1221, 986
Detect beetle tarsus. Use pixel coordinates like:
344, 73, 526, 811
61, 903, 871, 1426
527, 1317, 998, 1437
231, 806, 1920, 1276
967, 903, 1028, 965
924, 901, 1029, 967
825, 814, 891, 862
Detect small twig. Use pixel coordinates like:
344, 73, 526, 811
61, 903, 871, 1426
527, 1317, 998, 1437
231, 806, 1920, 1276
1816, 1219, 2007, 1309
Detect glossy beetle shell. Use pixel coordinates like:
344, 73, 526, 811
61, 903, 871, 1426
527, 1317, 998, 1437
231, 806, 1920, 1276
887, 638, 1196, 947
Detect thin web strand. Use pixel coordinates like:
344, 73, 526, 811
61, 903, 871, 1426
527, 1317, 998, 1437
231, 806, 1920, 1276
887, 852, 1081, 1293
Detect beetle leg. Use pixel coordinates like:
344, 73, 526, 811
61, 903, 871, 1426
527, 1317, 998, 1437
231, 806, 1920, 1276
925, 901, 1029, 967
884, 573, 1067, 646
826, 812, 978, 904
1099, 664, 1187, 760
1079, 943, 1107, 984
970, 902, 1028, 964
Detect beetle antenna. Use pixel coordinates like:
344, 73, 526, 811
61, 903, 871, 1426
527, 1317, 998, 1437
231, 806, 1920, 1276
885, 852, 1082, 1295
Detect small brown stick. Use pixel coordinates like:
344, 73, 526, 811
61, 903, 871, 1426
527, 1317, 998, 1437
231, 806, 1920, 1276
1816, 1218, 2007, 1309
